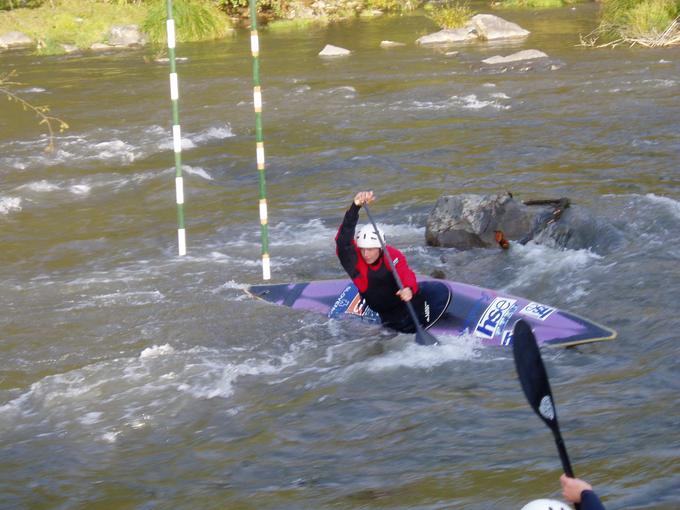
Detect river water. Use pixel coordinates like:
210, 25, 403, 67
1, 4, 679, 509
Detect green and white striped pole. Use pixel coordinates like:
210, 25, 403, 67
249, 0, 271, 280
166, 0, 187, 256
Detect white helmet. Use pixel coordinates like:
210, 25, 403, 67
355, 224, 385, 249
520, 499, 572, 510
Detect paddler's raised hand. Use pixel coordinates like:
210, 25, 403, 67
396, 287, 413, 302
354, 191, 375, 207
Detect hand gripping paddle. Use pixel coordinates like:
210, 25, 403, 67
362, 204, 438, 346
512, 319, 580, 509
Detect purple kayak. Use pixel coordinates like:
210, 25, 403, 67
245, 278, 616, 347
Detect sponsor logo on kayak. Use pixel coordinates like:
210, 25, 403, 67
501, 329, 513, 346
347, 293, 369, 317
424, 302, 431, 324
328, 285, 355, 317
474, 297, 518, 339
520, 302, 555, 321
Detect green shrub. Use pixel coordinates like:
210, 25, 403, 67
425, 0, 473, 28
497, 0, 564, 8
364, 0, 421, 12
0, 0, 45, 10
623, 0, 678, 36
143, 0, 231, 44
599, 0, 679, 39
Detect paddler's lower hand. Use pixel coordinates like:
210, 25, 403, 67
354, 191, 375, 206
396, 287, 413, 302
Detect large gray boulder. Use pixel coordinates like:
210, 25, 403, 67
0, 31, 33, 50
426, 194, 535, 249
416, 14, 529, 46
468, 14, 530, 41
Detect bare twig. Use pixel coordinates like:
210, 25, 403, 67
0, 70, 69, 152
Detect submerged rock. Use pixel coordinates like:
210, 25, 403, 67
319, 44, 351, 56
416, 28, 476, 45
482, 49, 548, 65
380, 40, 406, 48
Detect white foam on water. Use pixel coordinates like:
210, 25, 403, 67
69, 184, 91, 195
90, 290, 165, 306
334, 333, 482, 380
21, 180, 62, 192
392, 93, 510, 112
0, 196, 22, 215
191, 124, 235, 143
18, 87, 47, 93
327, 86, 357, 98
0, 341, 307, 441
644, 193, 680, 218
503, 242, 604, 304
93, 140, 138, 163
269, 219, 336, 247
79, 411, 103, 425
140, 344, 176, 358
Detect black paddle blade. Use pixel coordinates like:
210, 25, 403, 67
512, 319, 558, 430
512, 319, 576, 478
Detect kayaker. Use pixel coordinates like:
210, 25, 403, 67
335, 190, 422, 333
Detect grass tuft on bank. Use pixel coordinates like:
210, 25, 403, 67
425, 0, 474, 29
143, 0, 231, 45
583, 0, 680, 46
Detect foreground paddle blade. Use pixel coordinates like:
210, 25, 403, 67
512, 319, 575, 478
513, 320, 556, 428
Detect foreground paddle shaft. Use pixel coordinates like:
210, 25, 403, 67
512, 320, 579, 507
362, 204, 438, 346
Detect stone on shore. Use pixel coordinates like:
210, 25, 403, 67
0, 31, 33, 50
108, 24, 147, 47
319, 44, 351, 56
482, 49, 548, 65
90, 43, 115, 51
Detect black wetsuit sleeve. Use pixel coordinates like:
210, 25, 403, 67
581, 490, 606, 510
336, 202, 360, 279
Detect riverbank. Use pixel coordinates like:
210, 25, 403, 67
1, 0, 679, 55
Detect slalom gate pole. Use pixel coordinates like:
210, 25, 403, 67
165, 0, 187, 256
249, 0, 271, 280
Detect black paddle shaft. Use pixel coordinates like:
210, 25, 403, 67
362, 204, 438, 346
512, 320, 575, 478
